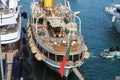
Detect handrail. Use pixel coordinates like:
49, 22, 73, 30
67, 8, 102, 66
66, 1, 71, 12
74, 15, 81, 34
35, 14, 45, 34
0, 10, 18, 19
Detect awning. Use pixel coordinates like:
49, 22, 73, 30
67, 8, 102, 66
66, 22, 77, 31
49, 19, 65, 27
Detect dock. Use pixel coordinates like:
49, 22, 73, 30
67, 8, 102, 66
6, 53, 14, 80
72, 68, 84, 80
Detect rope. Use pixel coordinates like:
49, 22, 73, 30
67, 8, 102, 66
43, 65, 46, 80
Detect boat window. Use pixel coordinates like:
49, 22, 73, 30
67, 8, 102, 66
57, 55, 63, 62
2, 41, 19, 53
69, 55, 72, 61
38, 18, 43, 24
44, 49, 48, 57
0, 24, 18, 35
49, 53, 55, 60
38, 45, 42, 52
80, 53, 83, 60
73, 54, 79, 62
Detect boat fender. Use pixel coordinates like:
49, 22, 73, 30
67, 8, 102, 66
28, 28, 31, 37
29, 41, 34, 47
31, 46, 37, 54
29, 37, 32, 44
35, 52, 43, 61
83, 45, 88, 52
21, 12, 27, 19
27, 18, 30, 27
84, 51, 90, 59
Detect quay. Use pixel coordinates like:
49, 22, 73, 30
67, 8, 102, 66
72, 68, 84, 80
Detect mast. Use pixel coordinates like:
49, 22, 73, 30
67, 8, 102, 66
52, 0, 55, 14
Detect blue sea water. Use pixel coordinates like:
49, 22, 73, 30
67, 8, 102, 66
20, 0, 120, 80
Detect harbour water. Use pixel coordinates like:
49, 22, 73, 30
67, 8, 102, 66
20, 0, 120, 80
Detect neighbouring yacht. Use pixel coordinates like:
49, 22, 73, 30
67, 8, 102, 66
28, 0, 89, 77
0, 0, 27, 80
100, 47, 120, 59
105, 3, 120, 33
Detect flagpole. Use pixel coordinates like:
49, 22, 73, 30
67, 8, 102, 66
67, 32, 70, 49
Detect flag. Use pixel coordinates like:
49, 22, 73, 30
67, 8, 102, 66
66, 46, 70, 60
59, 54, 67, 77
59, 46, 70, 77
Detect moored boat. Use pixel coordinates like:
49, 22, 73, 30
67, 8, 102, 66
100, 47, 120, 59
104, 3, 120, 33
29, 0, 90, 77
0, 0, 27, 80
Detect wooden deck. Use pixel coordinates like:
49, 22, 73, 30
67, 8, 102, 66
31, 24, 85, 55
2, 50, 17, 80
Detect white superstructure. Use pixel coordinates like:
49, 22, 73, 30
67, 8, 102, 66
105, 3, 120, 33
0, 0, 21, 44
0, 0, 24, 80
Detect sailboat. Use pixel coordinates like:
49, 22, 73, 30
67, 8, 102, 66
29, 0, 89, 77
0, 0, 27, 80
104, 1, 120, 33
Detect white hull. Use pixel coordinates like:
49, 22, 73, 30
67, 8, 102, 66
45, 62, 71, 77
43, 58, 84, 77
113, 19, 120, 33
104, 5, 120, 33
